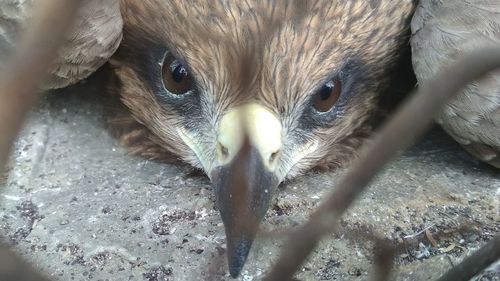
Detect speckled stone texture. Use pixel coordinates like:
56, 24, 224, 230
1, 70, 499, 281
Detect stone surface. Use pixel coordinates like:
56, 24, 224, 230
0, 71, 499, 281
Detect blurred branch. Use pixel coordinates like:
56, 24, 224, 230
0, 0, 81, 173
338, 227, 397, 281
437, 234, 500, 281
263, 47, 500, 281
0, 243, 52, 281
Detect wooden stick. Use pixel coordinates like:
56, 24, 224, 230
437, 234, 500, 281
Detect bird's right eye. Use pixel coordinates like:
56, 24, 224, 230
162, 53, 193, 95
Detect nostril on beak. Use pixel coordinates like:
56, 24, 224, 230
269, 149, 281, 165
217, 142, 229, 161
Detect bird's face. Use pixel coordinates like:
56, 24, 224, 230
114, 0, 414, 276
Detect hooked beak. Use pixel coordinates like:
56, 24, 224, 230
210, 104, 282, 278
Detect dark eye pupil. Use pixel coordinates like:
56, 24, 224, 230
319, 85, 332, 100
172, 65, 187, 83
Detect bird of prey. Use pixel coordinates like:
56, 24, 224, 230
411, 0, 500, 168
7, 0, 500, 277
110, 1, 415, 276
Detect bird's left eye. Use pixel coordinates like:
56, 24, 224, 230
313, 77, 342, 113
162, 54, 193, 95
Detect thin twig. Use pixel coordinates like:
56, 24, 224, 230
205, 247, 226, 281
263, 47, 500, 281
370, 240, 396, 281
338, 226, 397, 281
403, 223, 435, 239
437, 234, 500, 281
0, 243, 52, 281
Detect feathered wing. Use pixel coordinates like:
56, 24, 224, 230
0, 0, 30, 62
0, 0, 123, 89
411, 0, 500, 168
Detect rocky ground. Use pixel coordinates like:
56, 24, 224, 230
0, 71, 499, 281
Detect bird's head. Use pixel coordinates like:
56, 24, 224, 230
112, 0, 414, 277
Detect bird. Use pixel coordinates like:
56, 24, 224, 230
0, 0, 122, 89
1, 0, 417, 277
411, 0, 500, 168
110, 1, 416, 276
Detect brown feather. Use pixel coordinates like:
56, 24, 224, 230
0, 0, 123, 89
412, 0, 500, 168
110, 0, 416, 177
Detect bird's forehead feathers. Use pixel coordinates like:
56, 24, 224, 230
122, 0, 414, 110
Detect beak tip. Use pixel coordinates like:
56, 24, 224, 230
212, 142, 279, 278
227, 237, 253, 278
229, 264, 244, 279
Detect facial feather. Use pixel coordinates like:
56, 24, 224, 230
109, 1, 416, 275
111, 0, 415, 177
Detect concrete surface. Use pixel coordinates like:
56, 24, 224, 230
1, 71, 499, 281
